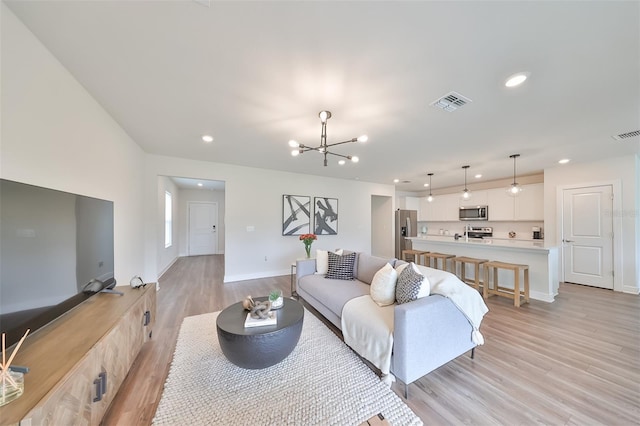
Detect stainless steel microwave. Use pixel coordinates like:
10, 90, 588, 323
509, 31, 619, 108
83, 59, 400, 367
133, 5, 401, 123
459, 206, 488, 221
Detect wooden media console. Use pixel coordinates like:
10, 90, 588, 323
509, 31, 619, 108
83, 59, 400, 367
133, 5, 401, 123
0, 285, 156, 425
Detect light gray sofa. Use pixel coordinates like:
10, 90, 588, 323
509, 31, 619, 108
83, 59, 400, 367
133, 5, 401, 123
296, 252, 477, 398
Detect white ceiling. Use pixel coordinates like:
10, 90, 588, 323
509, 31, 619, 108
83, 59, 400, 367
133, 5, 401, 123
5, 0, 639, 192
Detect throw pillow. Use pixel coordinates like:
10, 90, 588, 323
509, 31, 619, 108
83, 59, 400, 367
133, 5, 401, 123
325, 251, 356, 280
370, 263, 398, 306
316, 249, 343, 275
396, 262, 428, 304
395, 261, 410, 276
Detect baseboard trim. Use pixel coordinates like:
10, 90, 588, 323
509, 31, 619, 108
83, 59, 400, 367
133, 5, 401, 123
224, 269, 290, 284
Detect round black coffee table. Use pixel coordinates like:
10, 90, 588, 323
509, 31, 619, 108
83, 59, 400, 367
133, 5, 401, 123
216, 297, 304, 369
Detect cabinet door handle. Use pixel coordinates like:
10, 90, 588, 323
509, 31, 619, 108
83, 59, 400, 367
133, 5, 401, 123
93, 378, 102, 402
99, 371, 107, 395
143, 310, 151, 326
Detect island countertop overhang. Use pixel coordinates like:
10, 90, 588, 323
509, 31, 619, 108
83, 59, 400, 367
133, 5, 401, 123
407, 236, 556, 253
407, 236, 560, 302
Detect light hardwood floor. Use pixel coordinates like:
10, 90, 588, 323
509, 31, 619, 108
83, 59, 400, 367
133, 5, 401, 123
102, 255, 640, 425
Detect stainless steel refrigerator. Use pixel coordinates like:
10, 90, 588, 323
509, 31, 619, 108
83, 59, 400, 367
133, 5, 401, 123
395, 209, 417, 259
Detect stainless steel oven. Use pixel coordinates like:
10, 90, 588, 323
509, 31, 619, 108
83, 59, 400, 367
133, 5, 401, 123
459, 205, 488, 221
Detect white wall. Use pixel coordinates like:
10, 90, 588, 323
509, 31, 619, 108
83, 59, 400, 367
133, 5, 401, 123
145, 155, 396, 283
157, 176, 180, 276
177, 187, 226, 256
544, 154, 639, 294
371, 195, 394, 258
1, 4, 146, 287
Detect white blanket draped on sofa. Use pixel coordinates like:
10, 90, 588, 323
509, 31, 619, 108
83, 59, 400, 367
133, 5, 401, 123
341, 266, 489, 377
341, 295, 395, 375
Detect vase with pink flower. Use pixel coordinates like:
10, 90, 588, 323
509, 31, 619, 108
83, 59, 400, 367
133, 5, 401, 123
299, 233, 317, 258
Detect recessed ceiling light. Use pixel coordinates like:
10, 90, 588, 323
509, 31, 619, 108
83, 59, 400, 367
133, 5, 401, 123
197, 182, 203, 187
475, 174, 482, 179
558, 158, 571, 164
202, 135, 214, 143
393, 179, 400, 183
338, 160, 346, 165
423, 183, 429, 187
505, 72, 530, 88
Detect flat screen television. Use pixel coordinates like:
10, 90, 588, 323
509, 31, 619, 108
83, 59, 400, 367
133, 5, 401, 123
0, 179, 115, 349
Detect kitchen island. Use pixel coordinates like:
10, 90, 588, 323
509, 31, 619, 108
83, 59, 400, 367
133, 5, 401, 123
408, 236, 559, 302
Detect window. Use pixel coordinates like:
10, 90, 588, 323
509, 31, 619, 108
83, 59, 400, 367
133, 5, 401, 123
165, 191, 172, 248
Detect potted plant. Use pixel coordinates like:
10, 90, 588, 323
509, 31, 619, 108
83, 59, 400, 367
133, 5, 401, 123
269, 289, 284, 310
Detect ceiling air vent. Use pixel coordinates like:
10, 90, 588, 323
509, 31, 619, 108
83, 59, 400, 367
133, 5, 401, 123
430, 91, 472, 112
612, 130, 640, 141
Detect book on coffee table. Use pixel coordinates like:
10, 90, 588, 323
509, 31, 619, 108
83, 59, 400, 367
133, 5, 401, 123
244, 311, 277, 328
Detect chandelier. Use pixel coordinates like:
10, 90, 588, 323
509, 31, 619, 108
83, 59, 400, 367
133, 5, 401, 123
461, 165, 471, 200
289, 111, 368, 166
507, 154, 523, 196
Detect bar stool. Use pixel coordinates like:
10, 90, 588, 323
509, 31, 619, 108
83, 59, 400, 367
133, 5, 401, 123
401, 249, 428, 264
451, 256, 488, 292
483, 261, 530, 307
422, 252, 455, 271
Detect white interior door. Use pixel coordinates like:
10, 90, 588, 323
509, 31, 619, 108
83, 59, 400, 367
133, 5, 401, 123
562, 185, 613, 289
189, 202, 218, 256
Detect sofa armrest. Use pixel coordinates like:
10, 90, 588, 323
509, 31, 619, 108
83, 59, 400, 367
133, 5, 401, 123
296, 258, 317, 280
392, 295, 475, 385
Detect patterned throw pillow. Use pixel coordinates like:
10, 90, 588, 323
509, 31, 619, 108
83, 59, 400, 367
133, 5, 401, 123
325, 251, 356, 280
395, 262, 425, 304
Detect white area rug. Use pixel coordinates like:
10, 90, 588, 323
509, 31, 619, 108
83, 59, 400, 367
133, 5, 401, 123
153, 309, 422, 425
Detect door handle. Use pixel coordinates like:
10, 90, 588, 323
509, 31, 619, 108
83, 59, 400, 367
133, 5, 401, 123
563, 239, 574, 243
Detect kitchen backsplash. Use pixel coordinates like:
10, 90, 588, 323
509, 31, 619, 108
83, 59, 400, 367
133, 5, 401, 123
417, 220, 544, 241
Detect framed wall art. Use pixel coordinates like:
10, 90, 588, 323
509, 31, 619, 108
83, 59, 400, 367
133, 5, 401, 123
314, 197, 338, 235
282, 195, 311, 236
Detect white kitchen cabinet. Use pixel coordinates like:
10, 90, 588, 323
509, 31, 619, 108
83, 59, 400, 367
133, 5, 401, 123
487, 188, 515, 221
418, 197, 430, 221
459, 190, 488, 207
487, 183, 544, 221
404, 196, 421, 212
426, 193, 459, 221
515, 183, 544, 220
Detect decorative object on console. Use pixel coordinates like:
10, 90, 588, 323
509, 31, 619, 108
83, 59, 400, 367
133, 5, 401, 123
299, 233, 317, 258
507, 154, 523, 196
129, 275, 146, 289
461, 165, 472, 200
314, 197, 338, 235
289, 111, 368, 166
269, 290, 284, 310
0, 330, 29, 407
282, 195, 310, 236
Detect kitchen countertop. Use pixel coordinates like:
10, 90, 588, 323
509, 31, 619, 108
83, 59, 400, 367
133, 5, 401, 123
408, 236, 554, 251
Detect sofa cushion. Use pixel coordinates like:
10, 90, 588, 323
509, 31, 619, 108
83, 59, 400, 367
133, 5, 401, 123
357, 253, 394, 285
369, 263, 398, 306
326, 251, 356, 280
316, 249, 343, 275
396, 262, 430, 304
298, 274, 370, 318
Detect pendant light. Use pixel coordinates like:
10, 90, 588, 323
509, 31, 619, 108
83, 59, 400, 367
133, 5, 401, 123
507, 154, 522, 197
461, 165, 471, 200
427, 173, 434, 202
